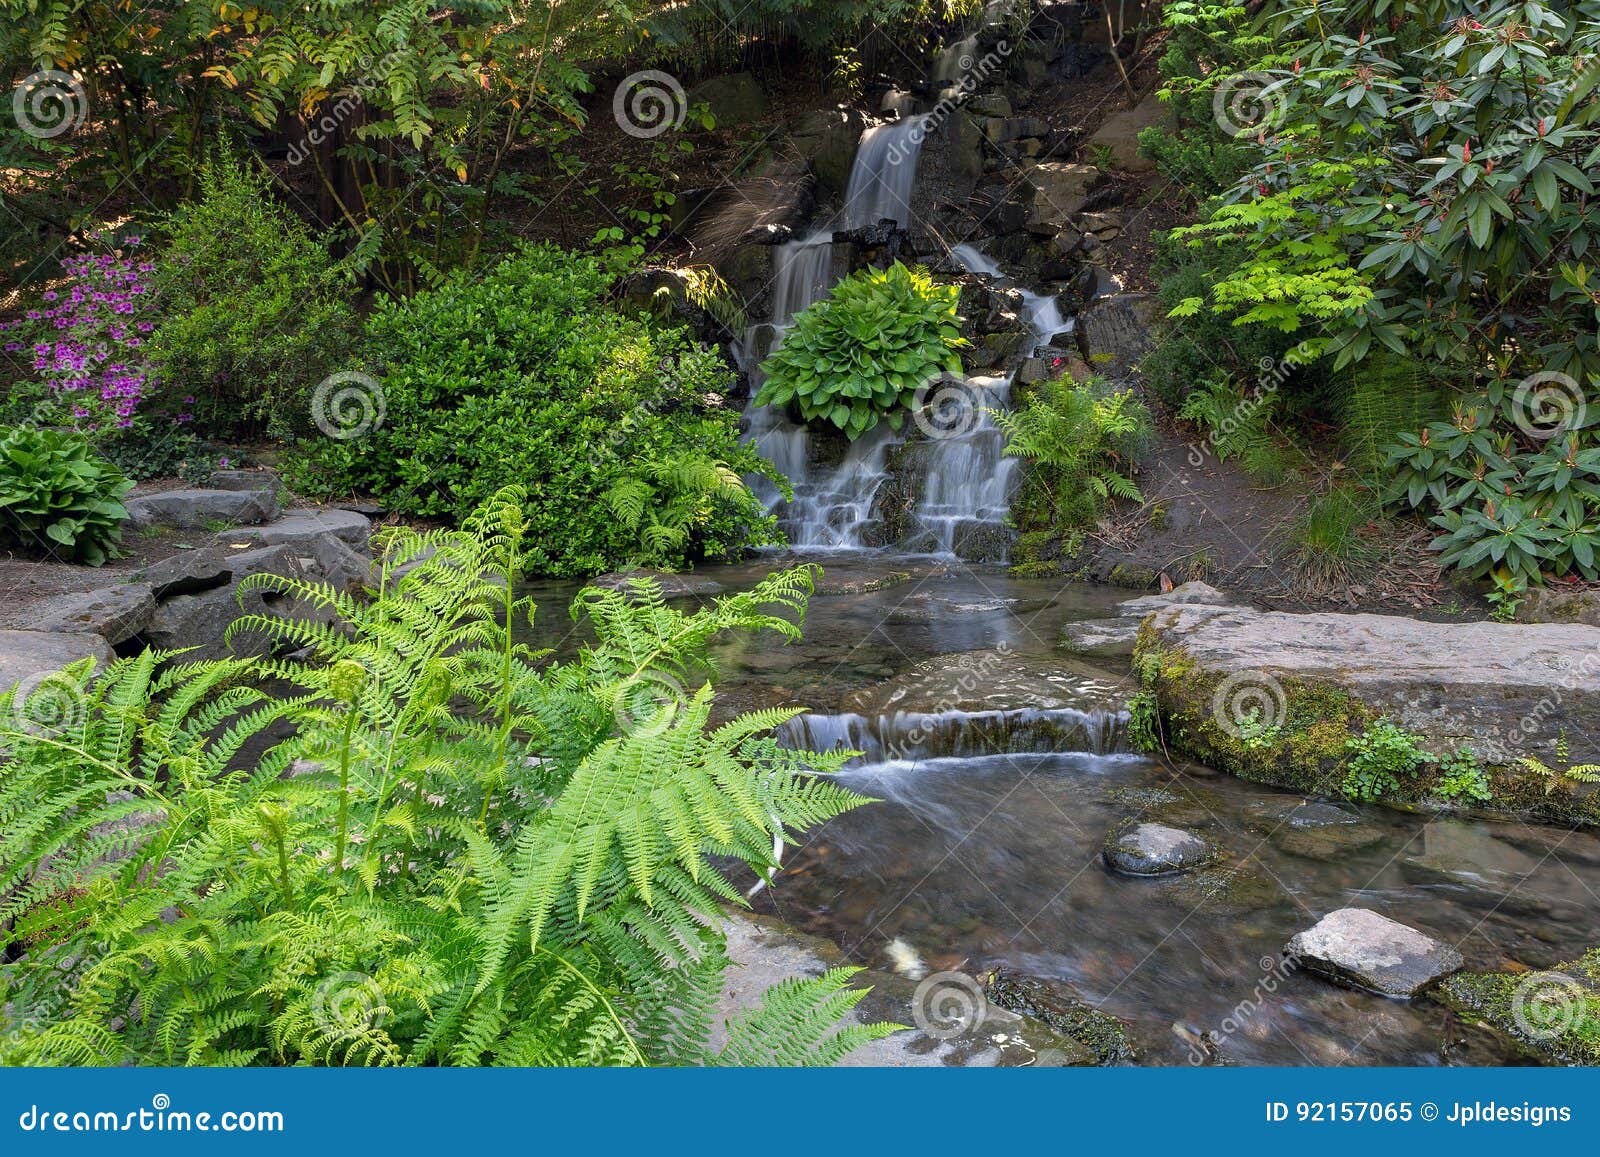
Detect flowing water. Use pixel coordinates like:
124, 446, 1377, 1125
522, 557, 1600, 1066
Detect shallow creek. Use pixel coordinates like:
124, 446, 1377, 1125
521, 554, 1600, 1065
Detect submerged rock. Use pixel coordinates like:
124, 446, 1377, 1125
1243, 798, 1389, 860
591, 568, 727, 598
984, 969, 1136, 1064
1103, 821, 1217, 877
1164, 864, 1285, 916
1285, 908, 1463, 998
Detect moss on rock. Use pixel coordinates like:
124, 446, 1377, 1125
1434, 951, 1600, 1066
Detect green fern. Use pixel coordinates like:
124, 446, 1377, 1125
0, 486, 886, 1067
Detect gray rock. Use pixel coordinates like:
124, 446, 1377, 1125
788, 107, 865, 193
964, 93, 1012, 118
1103, 822, 1217, 877
1285, 908, 1463, 997
145, 582, 278, 661
1117, 581, 1231, 617
1517, 586, 1600, 627
124, 488, 280, 530
591, 568, 726, 598
206, 470, 284, 497
0, 630, 114, 693
1144, 604, 1600, 766
133, 552, 234, 598
32, 583, 156, 645
228, 509, 371, 550
305, 534, 375, 592
1083, 94, 1173, 173
1023, 162, 1104, 233
1077, 292, 1161, 377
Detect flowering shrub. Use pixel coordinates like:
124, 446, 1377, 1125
0, 237, 169, 438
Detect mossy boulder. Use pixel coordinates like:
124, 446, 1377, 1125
1434, 950, 1600, 1066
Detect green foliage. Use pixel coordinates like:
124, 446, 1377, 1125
1341, 718, 1429, 801
995, 377, 1152, 530
1292, 484, 1383, 587
0, 488, 894, 1066
1385, 383, 1600, 604
1234, 708, 1283, 751
1435, 748, 1493, 804
1128, 650, 1163, 752
0, 426, 132, 566
755, 262, 967, 440
1336, 356, 1448, 478
149, 152, 359, 441
292, 244, 784, 577
1516, 755, 1600, 796
1175, 374, 1295, 484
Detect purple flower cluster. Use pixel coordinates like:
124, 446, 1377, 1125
0, 236, 170, 434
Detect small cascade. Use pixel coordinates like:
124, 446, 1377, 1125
902, 373, 1019, 555
778, 706, 1130, 762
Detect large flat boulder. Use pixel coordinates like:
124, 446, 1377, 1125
0, 629, 114, 693
1083, 94, 1174, 173
228, 509, 371, 549
1023, 162, 1104, 234
1285, 908, 1462, 998
1139, 604, 1600, 821
124, 488, 279, 530
31, 583, 156, 645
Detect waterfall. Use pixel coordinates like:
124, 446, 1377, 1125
735, 118, 1034, 559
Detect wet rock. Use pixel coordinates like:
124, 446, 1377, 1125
1243, 798, 1388, 860
715, 912, 1091, 1066
229, 509, 371, 550
982, 115, 1050, 143
1056, 619, 1137, 660
1434, 950, 1600, 1065
1399, 820, 1552, 913
1103, 822, 1217, 877
0, 629, 114, 692
845, 651, 1132, 718
124, 488, 279, 530
1285, 908, 1463, 998
812, 568, 912, 596
984, 970, 1136, 1064
964, 93, 1011, 117
1164, 864, 1285, 916
32, 583, 156, 646
789, 108, 865, 193
1142, 603, 1600, 771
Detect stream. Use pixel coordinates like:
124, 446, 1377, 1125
523, 556, 1600, 1066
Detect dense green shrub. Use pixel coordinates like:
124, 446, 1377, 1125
149, 153, 359, 441
0, 490, 891, 1065
292, 244, 783, 577
0, 426, 132, 566
755, 262, 967, 440
995, 376, 1152, 531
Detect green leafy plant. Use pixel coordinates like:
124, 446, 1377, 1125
291, 244, 784, 577
1234, 707, 1282, 751
1517, 755, 1600, 796
1341, 717, 1430, 801
1176, 374, 1295, 484
1292, 484, 1383, 588
995, 377, 1152, 531
0, 426, 133, 565
1435, 748, 1493, 804
0, 487, 895, 1066
150, 150, 359, 441
755, 262, 966, 440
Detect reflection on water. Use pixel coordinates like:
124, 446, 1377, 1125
521, 555, 1600, 1066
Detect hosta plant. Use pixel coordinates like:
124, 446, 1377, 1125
0, 425, 133, 565
0, 487, 895, 1066
756, 261, 966, 439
